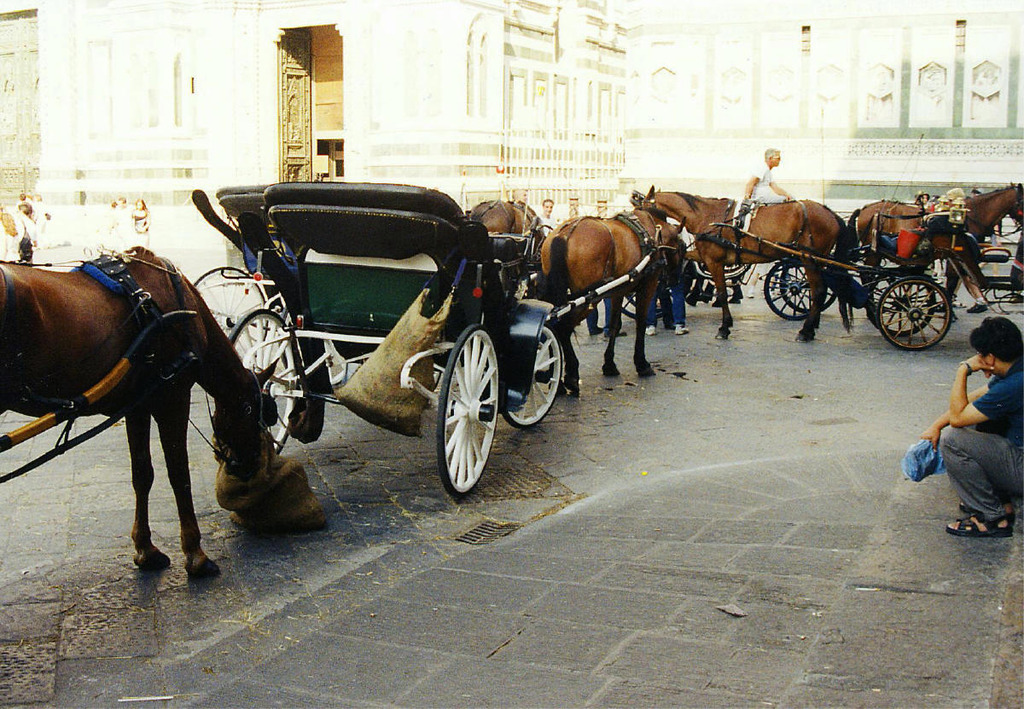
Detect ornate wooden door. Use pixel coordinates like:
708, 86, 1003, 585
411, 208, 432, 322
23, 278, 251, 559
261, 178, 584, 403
0, 10, 39, 200
279, 28, 312, 182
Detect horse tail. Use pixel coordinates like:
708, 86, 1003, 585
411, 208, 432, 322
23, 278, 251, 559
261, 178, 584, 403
847, 208, 860, 241
830, 206, 858, 263
541, 235, 571, 308
819, 207, 857, 333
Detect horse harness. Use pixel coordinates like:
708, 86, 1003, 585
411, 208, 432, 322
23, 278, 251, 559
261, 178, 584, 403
562, 212, 666, 283
0, 255, 203, 483
698, 200, 810, 266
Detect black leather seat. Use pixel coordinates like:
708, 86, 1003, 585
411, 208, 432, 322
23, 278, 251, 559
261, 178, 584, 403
215, 185, 270, 224
264, 182, 489, 262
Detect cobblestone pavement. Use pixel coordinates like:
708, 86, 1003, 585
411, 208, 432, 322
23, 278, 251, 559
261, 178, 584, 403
0, 243, 1021, 706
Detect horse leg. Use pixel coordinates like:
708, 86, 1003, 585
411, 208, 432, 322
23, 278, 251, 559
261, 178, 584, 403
126, 410, 171, 572
633, 279, 658, 377
557, 321, 580, 397
153, 388, 220, 578
797, 265, 824, 342
602, 296, 624, 377
708, 262, 734, 339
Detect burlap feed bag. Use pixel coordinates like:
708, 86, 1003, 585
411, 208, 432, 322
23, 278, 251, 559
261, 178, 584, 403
215, 430, 326, 533
334, 288, 452, 437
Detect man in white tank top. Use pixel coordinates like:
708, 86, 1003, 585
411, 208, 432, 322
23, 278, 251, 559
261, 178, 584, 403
744, 148, 793, 205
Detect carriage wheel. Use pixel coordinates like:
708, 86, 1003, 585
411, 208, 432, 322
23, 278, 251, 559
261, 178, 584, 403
876, 276, 952, 351
436, 326, 499, 496
229, 308, 301, 450
762, 259, 838, 320
503, 324, 563, 429
195, 266, 268, 333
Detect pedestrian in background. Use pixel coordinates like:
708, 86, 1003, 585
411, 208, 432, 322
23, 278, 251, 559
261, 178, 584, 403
645, 260, 691, 336
133, 198, 151, 248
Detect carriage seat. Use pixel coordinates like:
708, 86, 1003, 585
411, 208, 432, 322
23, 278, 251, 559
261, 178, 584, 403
264, 182, 490, 262
216, 185, 271, 223
980, 246, 1011, 264
215, 184, 295, 274
489, 235, 528, 262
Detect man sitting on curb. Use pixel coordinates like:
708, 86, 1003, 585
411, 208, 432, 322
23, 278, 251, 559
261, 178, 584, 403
922, 316, 1023, 537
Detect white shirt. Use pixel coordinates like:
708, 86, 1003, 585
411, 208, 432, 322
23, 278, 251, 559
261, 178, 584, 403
750, 164, 782, 202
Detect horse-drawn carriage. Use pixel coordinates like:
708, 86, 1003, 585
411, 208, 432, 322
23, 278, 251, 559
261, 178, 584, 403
194, 182, 563, 497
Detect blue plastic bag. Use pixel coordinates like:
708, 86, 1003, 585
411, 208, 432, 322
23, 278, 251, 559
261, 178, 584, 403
901, 439, 946, 482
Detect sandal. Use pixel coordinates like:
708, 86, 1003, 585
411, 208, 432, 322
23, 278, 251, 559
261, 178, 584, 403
946, 514, 1013, 538
959, 503, 1016, 526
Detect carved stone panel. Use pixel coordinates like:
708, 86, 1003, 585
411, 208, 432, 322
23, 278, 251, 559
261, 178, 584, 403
963, 27, 1009, 128
858, 27, 900, 129
279, 28, 312, 183
0, 10, 39, 199
910, 26, 955, 127
761, 32, 799, 129
714, 36, 752, 129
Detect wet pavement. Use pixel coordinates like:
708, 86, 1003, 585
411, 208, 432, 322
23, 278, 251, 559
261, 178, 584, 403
0, 241, 1021, 707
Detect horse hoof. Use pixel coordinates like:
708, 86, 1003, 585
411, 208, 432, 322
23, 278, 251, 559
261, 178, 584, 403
134, 549, 171, 572
187, 558, 221, 578
558, 381, 580, 398
637, 366, 656, 378
715, 330, 730, 340
796, 332, 814, 343
602, 364, 620, 377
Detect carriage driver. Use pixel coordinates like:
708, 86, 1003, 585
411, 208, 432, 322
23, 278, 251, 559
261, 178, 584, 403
744, 148, 794, 205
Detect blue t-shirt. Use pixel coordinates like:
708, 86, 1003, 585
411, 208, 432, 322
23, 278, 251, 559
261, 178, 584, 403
973, 358, 1023, 448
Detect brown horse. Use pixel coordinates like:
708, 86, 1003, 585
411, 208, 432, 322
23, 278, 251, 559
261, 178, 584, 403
540, 207, 681, 395
964, 184, 1024, 242
468, 199, 538, 234
852, 184, 1023, 252
0, 248, 270, 577
640, 187, 855, 341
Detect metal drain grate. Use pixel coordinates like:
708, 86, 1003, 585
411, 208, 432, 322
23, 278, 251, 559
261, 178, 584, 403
453, 520, 523, 544
466, 459, 567, 501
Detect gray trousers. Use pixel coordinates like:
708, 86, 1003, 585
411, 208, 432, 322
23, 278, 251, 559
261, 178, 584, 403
940, 427, 1024, 522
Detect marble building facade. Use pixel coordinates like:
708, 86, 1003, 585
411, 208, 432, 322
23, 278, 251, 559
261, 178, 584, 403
625, 0, 1023, 205
0, 0, 1020, 212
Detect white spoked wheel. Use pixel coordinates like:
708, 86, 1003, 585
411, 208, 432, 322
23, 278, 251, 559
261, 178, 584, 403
503, 324, 563, 428
195, 266, 268, 333
436, 326, 499, 497
229, 308, 300, 451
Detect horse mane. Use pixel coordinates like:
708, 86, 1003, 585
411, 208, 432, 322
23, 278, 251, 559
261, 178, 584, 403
638, 204, 670, 222
666, 191, 706, 212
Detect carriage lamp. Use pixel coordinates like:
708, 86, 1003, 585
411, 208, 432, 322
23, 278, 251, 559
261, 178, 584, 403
949, 198, 967, 226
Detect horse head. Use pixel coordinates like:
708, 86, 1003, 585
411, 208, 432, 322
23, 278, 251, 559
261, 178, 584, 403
638, 204, 683, 269
211, 366, 276, 481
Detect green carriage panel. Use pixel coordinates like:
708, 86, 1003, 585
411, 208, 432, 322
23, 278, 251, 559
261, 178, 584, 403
305, 251, 440, 332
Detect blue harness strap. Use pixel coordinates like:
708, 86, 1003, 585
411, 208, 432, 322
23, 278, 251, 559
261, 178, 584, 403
77, 260, 129, 296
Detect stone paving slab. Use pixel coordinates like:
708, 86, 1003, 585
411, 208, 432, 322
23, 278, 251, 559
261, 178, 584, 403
0, 255, 1020, 706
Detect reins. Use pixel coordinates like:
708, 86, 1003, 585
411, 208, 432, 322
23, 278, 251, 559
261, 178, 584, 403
0, 310, 198, 484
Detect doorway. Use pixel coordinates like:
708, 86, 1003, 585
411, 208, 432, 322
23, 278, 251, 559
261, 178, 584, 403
279, 25, 344, 182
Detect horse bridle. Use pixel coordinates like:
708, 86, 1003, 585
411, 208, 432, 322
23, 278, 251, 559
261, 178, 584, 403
210, 372, 276, 480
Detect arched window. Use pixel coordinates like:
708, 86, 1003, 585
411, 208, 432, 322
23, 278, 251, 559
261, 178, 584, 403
477, 34, 488, 117
467, 35, 476, 115
466, 17, 488, 118
173, 54, 183, 127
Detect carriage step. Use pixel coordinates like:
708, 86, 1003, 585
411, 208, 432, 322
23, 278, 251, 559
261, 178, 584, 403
454, 520, 523, 545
